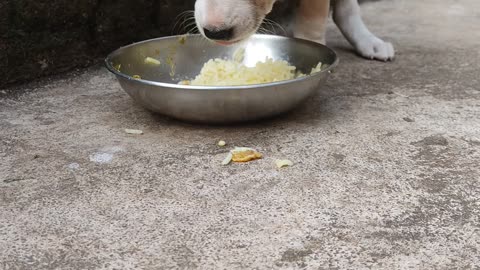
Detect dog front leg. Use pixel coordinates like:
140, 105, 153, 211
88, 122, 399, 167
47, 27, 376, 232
293, 0, 330, 45
333, 0, 394, 61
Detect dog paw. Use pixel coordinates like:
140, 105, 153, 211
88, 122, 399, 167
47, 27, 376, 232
355, 36, 395, 61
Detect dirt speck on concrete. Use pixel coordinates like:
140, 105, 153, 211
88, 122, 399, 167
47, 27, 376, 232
412, 135, 449, 147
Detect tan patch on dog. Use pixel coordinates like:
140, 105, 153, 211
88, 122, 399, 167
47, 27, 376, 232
253, 0, 277, 13
298, 0, 330, 18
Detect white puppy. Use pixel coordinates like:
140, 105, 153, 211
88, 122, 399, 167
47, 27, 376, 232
194, 0, 394, 61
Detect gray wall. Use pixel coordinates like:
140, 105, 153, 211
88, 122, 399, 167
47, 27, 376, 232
2, 0, 196, 88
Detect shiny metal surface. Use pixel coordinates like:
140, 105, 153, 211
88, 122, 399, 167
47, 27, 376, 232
105, 34, 338, 124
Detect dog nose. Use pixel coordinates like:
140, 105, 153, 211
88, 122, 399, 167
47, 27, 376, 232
203, 28, 234, 40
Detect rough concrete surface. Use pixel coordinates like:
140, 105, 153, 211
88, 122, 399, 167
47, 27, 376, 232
1, 0, 480, 269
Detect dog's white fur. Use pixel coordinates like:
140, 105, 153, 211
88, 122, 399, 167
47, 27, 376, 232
194, 0, 394, 61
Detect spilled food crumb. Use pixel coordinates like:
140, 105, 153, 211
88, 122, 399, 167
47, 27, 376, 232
144, 57, 161, 66
232, 148, 262, 162
275, 159, 293, 168
218, 140, 226, 147
222, 153, 233, 165
125, 129, 144, 135
178, 35, 187, 45
222, 147, 263, 165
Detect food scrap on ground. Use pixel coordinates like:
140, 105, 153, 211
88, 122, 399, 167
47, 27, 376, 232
218, 140, 226, 147
222, 153, 233, 165
125, 129, 144, 135
275, 159, 293, 168
222, 147, 263, 165
144, 57, 161, 66
232, 148, 262, 162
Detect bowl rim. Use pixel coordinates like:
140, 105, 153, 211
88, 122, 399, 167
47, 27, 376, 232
104, 34, 339, 91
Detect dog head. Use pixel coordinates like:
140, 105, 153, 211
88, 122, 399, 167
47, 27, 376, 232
194, 0, 277, 44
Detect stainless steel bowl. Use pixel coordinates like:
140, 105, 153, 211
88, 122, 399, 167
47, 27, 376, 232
105, 34, 338, 124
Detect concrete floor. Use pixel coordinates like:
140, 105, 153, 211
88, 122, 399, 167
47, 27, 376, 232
1, 0, 479, 269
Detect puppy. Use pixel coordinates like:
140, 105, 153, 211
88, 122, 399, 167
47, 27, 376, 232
194, 0, 394, 61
